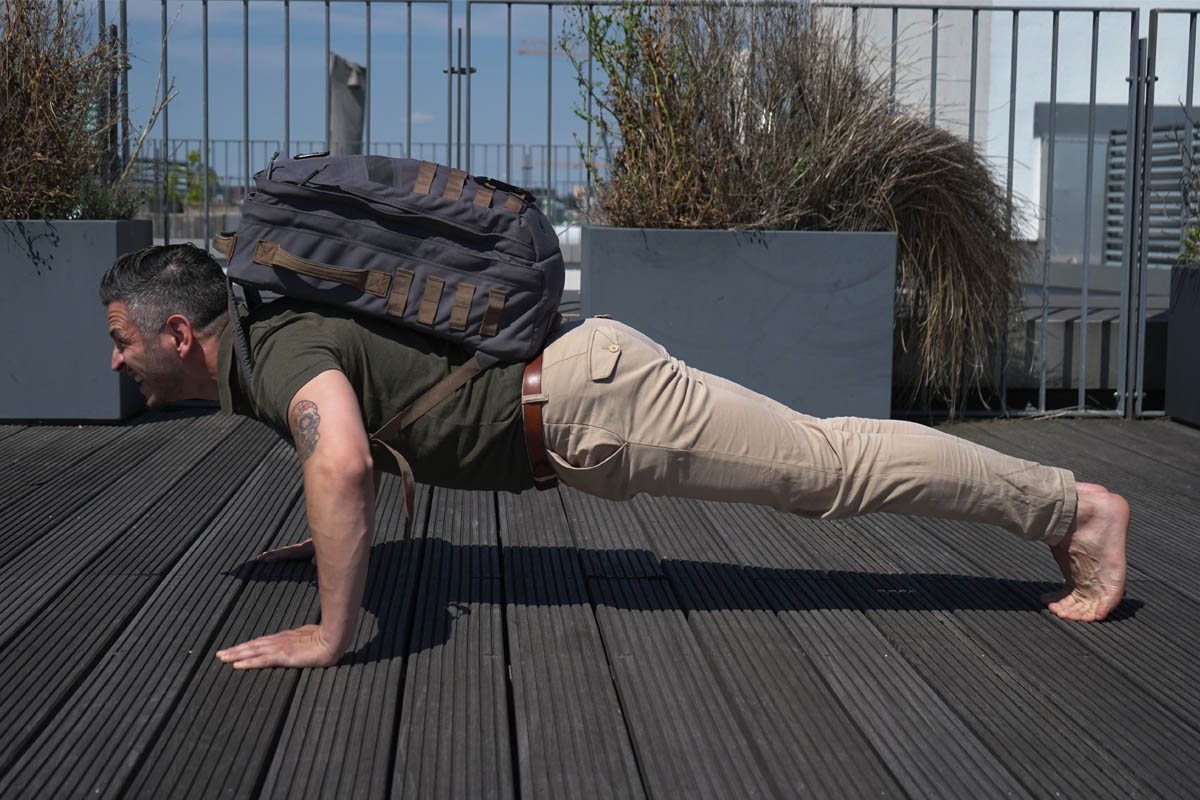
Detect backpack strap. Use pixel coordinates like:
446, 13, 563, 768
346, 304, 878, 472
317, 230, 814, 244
368, 438, 418, 545
368, 354, 487, 543
371, 355, 485, 443
226, 276, 256, 395
216, 232, 260, 397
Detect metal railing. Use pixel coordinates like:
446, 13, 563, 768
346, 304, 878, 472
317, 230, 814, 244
1141, 7, 1198, 419
95, 1, 1197, 418
137, 0, 454, 249
138, 138, 591, 213
818, 4, 1197, 419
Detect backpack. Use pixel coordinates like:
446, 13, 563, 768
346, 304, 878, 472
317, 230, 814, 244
213, 153, 566, 541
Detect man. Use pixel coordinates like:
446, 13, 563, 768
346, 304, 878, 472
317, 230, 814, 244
101, 243, 1129, 670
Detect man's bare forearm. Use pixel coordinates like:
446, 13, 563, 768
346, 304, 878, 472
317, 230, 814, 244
303, 454, 375, 655
291, 391, 375, 655
217, 369, 376, 669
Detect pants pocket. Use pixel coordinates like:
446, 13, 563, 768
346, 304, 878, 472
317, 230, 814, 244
545, 423, 631, 500
587, 325, 622, 382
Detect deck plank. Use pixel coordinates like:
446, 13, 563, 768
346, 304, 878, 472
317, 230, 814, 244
1, 414, 1198, 798
559, 489, 778, 799
0, 417, 278, 777
498, 489, 645, 800
920, 575, 1200, 796
0, 439, 301, 799
629, 495, 904, 798
0, 416, 200, 566
955, 421, 1200, 599
123, 496, 317, 799
258, 477, 426, 800
1066, 419, 1200, 477
392, 488, 513, 800
709, 501, 1154, 798
685, 502, 1031, 797
0, 424, 124, 508
0, 414, 259, 647
0, 424, 25, 442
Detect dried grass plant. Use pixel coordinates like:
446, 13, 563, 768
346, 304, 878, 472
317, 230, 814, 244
1180, 123, 1200, 267
566, 3, 1024, 413
1, 0, 170, 220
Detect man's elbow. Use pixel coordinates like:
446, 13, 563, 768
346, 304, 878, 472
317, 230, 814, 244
307, 447, 374, 488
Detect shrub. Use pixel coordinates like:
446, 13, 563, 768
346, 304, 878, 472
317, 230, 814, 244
0, 0, 141, 219
566, 4, 1024, 414
167, 150, 221, 208
1181, 123, 1200, 267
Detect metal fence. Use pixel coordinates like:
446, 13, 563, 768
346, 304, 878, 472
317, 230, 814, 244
138, 138, 590, 212
98, 1, 1197, 418
817, 4, 1196, 418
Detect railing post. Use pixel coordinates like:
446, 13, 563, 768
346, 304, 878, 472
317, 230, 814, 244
202, 0, 210, 252
160, 0, 169, 245
1134, 13, 1160, 418
1078, 10, 1100, 412
1039, 10, 1060, 414
1121, 36, 1148, 420
465, 3, 471, 171
284, 0, 290, 157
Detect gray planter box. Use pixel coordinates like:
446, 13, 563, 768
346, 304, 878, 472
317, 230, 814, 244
1166, 264, 1200, 426
1, 219, 151, 421
581, 227, 897, 419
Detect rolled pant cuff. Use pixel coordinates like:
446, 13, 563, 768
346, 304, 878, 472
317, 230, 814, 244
1042, 468, 1077, 546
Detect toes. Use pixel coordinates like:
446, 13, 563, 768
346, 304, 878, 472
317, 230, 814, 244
1047, 591, 1099, 622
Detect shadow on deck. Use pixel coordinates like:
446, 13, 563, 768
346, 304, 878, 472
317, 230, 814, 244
0, 413, 1197, 798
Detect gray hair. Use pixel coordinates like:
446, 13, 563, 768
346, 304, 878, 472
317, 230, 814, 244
99, 243, 228, 336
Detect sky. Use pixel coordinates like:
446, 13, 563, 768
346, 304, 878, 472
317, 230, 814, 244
106, 0, 598, 187
84, 0, 1200, 219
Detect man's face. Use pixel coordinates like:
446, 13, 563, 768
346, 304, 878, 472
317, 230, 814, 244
107, 300, 184, 409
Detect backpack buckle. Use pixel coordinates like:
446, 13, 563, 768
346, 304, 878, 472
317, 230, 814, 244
477, 176, 537, 206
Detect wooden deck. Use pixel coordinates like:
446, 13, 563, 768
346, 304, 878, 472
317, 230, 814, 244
1, 412, 1198, 798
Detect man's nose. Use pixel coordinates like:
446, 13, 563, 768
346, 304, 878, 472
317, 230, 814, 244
111, 346, 123, 372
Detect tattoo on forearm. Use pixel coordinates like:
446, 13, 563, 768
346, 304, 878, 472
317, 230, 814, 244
291, 399, 321, 461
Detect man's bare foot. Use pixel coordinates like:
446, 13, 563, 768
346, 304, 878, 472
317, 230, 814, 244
1040, 482, 1128, 622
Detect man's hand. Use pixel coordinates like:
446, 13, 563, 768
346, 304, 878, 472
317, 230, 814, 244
215, 625, 341, 669
220, 369, 374, 672
256, 538, 316, 562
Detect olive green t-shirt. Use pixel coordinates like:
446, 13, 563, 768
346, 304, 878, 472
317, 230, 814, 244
217, 299, 534, 492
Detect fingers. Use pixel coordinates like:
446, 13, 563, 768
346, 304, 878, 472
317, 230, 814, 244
216, 630, 296, 667
255, 539, 316, 563
230, 654, 282, 670
215, 625, 338, 670
215, 634, 276, 665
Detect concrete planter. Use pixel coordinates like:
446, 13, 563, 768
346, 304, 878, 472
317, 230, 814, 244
1, 219, 151, 421
581, 226, 897, 419
1166, 264, 1200, 426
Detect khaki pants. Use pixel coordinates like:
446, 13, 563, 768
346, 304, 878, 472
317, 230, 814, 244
537, 318, 1076, 544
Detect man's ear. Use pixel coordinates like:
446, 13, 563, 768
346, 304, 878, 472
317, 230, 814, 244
163, 314, 196, 356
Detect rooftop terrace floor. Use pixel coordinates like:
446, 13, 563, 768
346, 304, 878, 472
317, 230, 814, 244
1, 412, 1198, 798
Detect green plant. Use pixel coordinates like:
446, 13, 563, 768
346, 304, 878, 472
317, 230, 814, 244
566, 4, 1024, 415
1180, 121, 1200, 267
1182, 225, 1200, 267
167, 150, 221, 207
0, 0, 170, 220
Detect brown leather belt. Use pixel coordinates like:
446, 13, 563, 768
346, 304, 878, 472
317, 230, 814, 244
521, 354, 558, 490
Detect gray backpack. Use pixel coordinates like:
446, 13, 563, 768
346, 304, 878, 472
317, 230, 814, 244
215, 153, 565, 539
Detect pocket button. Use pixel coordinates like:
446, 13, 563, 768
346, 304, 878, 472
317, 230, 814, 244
608, 344, 620, 353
